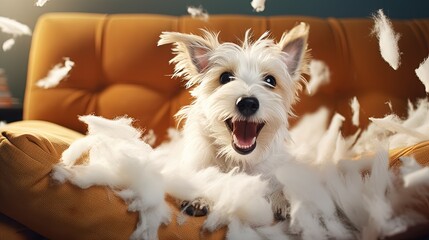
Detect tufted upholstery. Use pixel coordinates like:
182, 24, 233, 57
25, 13, 429, 143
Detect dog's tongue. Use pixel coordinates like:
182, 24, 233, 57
233, 120, 257, 148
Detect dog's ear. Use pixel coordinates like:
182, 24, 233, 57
158, 31, 219, 86
278, 23, 310, 81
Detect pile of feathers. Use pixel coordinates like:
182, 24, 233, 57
52, 98, 429, 240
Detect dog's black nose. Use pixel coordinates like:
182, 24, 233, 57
236, 97, 259, 116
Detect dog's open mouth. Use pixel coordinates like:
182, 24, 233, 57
226, 119, 265, 155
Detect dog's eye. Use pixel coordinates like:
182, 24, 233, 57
264, 75, 276, 88
220, 72, 233, 84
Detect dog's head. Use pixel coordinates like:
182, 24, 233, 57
159, 24, 309, 165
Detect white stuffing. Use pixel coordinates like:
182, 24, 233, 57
288, 107, 330, 161
276, 161, 351, 240
415, 56, 429, 93
36, 58, 74, 89
250, 0, 266, 12
53, 104, 429, 239
0, 16, 32, 51
370, 115, 429, 145
306, 59, 330, 95
350, 96, 360, 127
369, 99, 429, 149
51, 115, 170, 240
142, 129, 156, 147
187, 6, 209, 21
316, 113, 345, 164
372, 9, 401, 70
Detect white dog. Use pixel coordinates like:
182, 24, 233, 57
158, 23, 309, 219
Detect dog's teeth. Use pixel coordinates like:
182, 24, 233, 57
233, 135, 257, 149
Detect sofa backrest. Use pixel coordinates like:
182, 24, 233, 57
24, 13, 429, 144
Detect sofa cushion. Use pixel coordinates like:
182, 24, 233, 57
0, 120, 227, 240
0, 121, 139, 239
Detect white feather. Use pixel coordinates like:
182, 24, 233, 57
372, 9, 401, 70
415, 56, 429, 93
370, 115, 429, 143
350, 96, 360, 127
276, 161, 350, 240
2, 38, 15, 51
306, 60, 330, 95
399, 156, 422, 176
403, 167, 429, 188
316, 113, 345, 164
187, 6, 209, 21
0, 16, 32, 36
36, 58, 75, 89
250, 0, 266, 12
288, 107, 330, 161
35, 0, 50, 7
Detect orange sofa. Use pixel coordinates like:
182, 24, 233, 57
0, 13, 428, 239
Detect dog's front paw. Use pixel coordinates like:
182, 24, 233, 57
180, 197, 212, 217
269, 190, 290, 221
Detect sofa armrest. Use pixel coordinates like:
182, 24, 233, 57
0, 121, 138, 239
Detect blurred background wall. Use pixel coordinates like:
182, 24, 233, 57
0, 0, 428, 104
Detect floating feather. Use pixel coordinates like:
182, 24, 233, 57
372, 9, 401, 70
0, 16, 32, 51
350, 96, 360, 127
2, 38, 14, 51
306, 59, 330, 95
0, 16, 32, 36
187, 6, 209, 21
36, 58, 74, 89
250, 0, 266, 12
35, 0, 50, 7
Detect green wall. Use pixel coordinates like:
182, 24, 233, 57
1, 0, 428, 104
